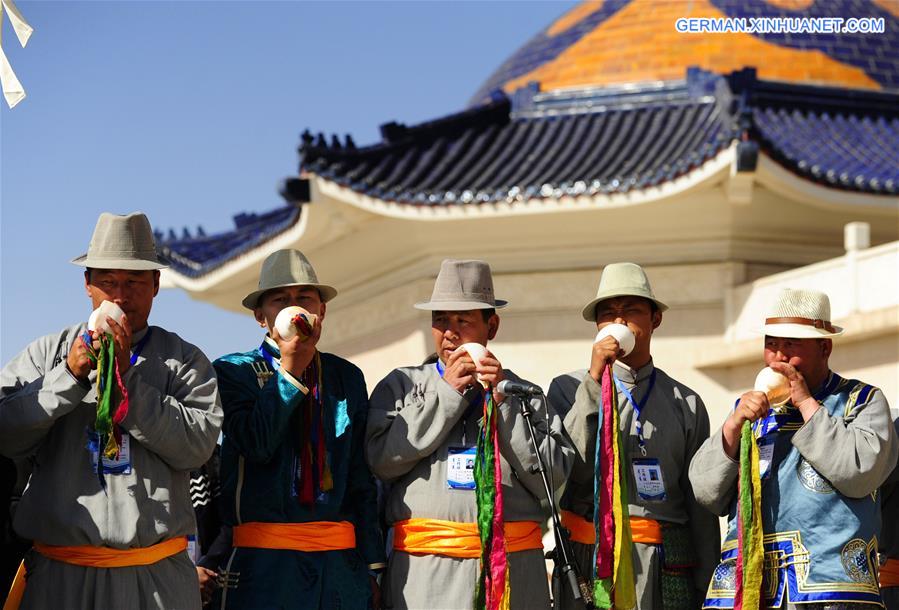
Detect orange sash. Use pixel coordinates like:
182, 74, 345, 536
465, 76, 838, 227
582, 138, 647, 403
881, 557, 899, 588
561, 510, 663, 546
3, 537, 187, 610
392, 518, 543, 559
232, 521, 356, 552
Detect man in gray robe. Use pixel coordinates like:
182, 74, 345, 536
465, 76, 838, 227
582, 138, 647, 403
366, 259, 574, 610
689, 288, 897, 609
0, 212, 222, 610
549, 262, 719, 609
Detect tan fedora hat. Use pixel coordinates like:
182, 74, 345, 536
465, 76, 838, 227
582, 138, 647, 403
581, 262, 668, 322
242, 249, 338, 309
71, 211, 167, 270
414, 259, 508, 311
761, 288, 843, 339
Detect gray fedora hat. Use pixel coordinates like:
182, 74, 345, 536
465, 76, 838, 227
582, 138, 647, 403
581, 262, 668, 321
414, 259, 508, 311
71, 211, 167, 271
242, 249, 338, 309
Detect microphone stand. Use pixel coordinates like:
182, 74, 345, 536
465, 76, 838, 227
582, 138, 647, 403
510, 390, 594, 609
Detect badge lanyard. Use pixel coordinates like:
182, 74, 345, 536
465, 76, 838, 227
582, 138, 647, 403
613, 369, 657, 456
258, 339, 280, 371
130, 329, 152, 366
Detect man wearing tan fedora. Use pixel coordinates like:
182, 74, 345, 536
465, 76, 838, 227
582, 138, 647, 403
366, 258, 574, 610
690, 288, 898, 609
548, 261, 719, 610
0, 211, 223, 610
213, 249, 385, 610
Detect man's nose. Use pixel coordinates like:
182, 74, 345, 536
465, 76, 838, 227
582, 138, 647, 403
773, 350, 788, 362
614, 315, 626, 325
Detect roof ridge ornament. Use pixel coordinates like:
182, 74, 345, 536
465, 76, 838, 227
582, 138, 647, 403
0, 0, 33, 108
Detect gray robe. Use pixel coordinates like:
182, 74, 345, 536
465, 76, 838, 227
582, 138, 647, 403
0, 324, 222, 610
549, 360, 720, 609
688, 373, 897, 610
366, 363, 574, 610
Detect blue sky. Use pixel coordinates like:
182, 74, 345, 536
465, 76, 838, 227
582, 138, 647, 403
1, 0, 576, 363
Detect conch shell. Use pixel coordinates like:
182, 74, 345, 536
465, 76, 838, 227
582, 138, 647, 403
274, 306, 317, 341
754, 367, 791, 407
454, 342, 489, 387
594, 323, 635, 357
87, 300, 126, 333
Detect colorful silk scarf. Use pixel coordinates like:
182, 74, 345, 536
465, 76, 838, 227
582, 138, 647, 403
297, 351, 333, 505
473, 386, 509, 610
734, 420, 764, 610
593, 365, 637, 609
83, 331, 129, 461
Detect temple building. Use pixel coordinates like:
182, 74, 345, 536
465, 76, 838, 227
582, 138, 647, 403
159, 0, 899, 426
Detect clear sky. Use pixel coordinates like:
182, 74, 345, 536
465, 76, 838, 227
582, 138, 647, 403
1, 0, 577, 364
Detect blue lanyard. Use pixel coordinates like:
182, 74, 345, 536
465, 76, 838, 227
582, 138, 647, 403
258, 339, 281, 371
613, 369, 657, 456
130, 328, 153, 366
435, 359, 445, 377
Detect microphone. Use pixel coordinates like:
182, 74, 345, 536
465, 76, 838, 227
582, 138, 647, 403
496, 379, 543, 396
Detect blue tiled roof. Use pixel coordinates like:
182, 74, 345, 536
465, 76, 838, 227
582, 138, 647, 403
162, 69, 898, 278
158, 205, 300, 278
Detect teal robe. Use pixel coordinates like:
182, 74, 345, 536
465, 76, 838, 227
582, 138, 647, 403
215, 339, 385, 609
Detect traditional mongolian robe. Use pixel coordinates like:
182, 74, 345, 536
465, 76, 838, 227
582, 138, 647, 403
879, 413, 899, 610
549, 359, 719, 609
689, 372, 898, 609
366, 362, 574, 610
214, 338, 384, 610
0, 324, 222, 610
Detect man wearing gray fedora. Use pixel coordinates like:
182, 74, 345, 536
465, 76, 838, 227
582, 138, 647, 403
548, 262, 719, 610
213, 249, 385, 610
689, 288, 898, 609
0, 211, 223, 609
366, 258, 574, 610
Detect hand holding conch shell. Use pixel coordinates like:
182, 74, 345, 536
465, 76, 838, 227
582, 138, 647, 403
594, 323, 635, 357
88, 300, 126, 334
454, 343, 489, 387
753, 367, 791, 407
589, 323, 636, 382
274, 306, 317, 342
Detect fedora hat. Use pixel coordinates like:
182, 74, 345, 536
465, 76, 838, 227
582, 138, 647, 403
761, 288, 843, 339
414, 259, 507, 311
71, 211, 167, 270
581, 262, 668, 322
242, 249, 337, 309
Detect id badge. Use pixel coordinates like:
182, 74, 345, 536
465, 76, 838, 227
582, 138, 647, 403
447, 446, 477, 490
187, 534, 199, 564
632, 458, 666, 502
757, 435, 776, 480
87, 430, 132, 475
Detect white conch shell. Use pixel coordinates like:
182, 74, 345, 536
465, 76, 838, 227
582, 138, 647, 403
754, 367, 791, 407
454, 342, 489, 387
594, 323, 636, 357
274, 306, 317, 341
87, 300, 125, 333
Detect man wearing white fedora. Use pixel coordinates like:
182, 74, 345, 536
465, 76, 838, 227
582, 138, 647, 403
366, 259, 574, 609
213, 249, 384, 610
690, 288, 898, 609
0, 211, 223, 609
548, 262, 719, 609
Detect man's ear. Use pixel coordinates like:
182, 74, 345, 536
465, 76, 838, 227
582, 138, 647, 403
651, 310, 663, 330
254, 308, 267, 328
152, 271, 161, 297
487, 314, 500, 341
820, 338, 833, 359
84, 270, 92, 297
318, 302, 326, 322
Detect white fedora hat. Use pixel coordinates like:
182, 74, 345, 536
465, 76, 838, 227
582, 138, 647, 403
71, 211, 167, 271
761, 288, 843, 339
581, 262, 667, 322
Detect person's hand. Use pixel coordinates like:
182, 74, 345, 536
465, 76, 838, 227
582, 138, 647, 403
196, 566, 219, 606
769, 361, 820, 421
473, 351, 506, 403
588, 335, 621, 383
105, 314, 133, 375
277, 314, 322, 379
67, 330, 98, 381
369, 575, 382, 610
722, 390, 769, 459
442, 348, 476, 394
